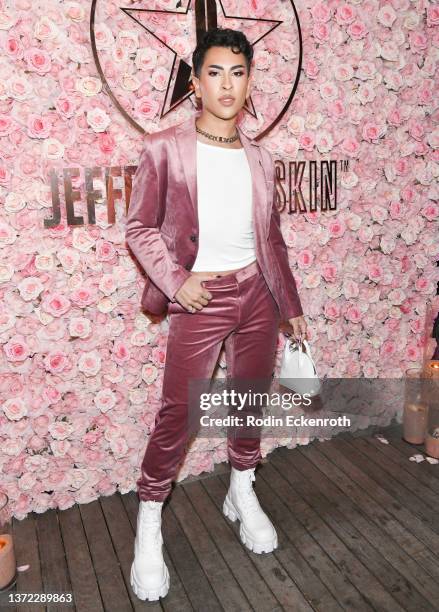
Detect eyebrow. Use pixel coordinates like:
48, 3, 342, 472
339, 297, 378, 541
206, 64, 245, 70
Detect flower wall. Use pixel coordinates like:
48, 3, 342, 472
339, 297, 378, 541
0, 0, 438, 519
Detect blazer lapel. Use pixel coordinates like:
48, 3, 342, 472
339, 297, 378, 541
175, 113, 269, 239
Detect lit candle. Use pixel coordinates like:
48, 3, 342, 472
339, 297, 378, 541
0, 534, 15, 589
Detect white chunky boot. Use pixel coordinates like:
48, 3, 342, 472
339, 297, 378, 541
223, 467, 278, 554
130, 500, 170, 601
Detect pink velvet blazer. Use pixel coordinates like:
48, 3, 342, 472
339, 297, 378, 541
125, 112, 303, 321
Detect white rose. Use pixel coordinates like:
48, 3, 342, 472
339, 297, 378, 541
357, 82, 377, 105
94, 388, 116, 413
316, 130, 333, 153
78, 350, 102, 376
341, 171, 359, 189
129, 388, 148, 405
94, 23, 113, 50
0, 263, 15, 283
35, 253, 54, 271
334, 63, 354, 81
65, 2, 86, 22
4, 192, 25, 213
69, 316, 91, 338
303, 272, 321, 289
142, 363, 158, 384
403, 11, 420, 30
97, 296, 116, 313
3, 398, 28, 420
377, 5, 397, 27
68, 272, 85, 290
72, 227, 95, 252
86, 107, 111, 132
305, 112, 324, 130
0, 221, 16, 246
121, 73, 141, 92
34, 16, 59, 40
346, 213, 362, 231
116, 30, 139, 53
18, 276, 44, 301
7, 75, 33, 101
135, 48, 158, 71
356, 61, 377, 80
380, 41, 400, 62
286, 114, 305, 136
42, 138, 64, 159
76, 76, 102, 96
57, 247, 80, 273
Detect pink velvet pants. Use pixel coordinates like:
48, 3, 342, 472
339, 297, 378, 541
137, 260, 281, 502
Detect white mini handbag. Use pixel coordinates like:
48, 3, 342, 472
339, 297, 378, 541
279, 336, 322, 397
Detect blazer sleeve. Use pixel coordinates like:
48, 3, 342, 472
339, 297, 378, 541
267, 156, 304, 321
125, 136, 191, 302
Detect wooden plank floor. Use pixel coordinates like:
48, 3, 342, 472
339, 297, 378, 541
3, 424, 439, 612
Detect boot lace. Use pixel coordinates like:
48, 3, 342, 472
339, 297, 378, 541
139, 503, 162, 553
236, 471, 261, 513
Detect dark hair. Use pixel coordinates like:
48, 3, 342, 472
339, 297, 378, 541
192, 27, 253, 77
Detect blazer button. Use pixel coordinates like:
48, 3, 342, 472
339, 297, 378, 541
189, 234, 197, 242
185, 263, 191, 270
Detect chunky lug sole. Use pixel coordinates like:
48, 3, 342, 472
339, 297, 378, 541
130, 562, 170, 601
222, 494, 278, 554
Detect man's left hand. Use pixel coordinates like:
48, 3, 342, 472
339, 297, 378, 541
285, 315, 308, 341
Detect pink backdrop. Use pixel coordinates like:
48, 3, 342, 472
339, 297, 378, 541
0, 0, 438, 519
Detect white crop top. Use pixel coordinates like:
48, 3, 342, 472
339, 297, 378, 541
191, 140, 256, 271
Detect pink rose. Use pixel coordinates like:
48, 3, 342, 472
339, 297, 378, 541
335, 4, 355, 25
328, 218, 346, 238
324, 301, 341, 320
95, 239, 116, 262
345, 305, 362, 323
43, 351, 69, 374
305, 58, 319, 79
150, 346, 166, 367
70, 286, 97, 308
297, 249, 314, 269
3, 398, 28, 420
4, 335, 30, 362
0, 114, 14, 136
41, 293, 71, 316
341, 137, 360, 157
427, 6, 439, 26
112, 340, 130, 365
4, 35, 23, 60
348, 21, 368, 40
362, 122, 385, 142
409, 32, 427, 53
321, 263, 338, 282
367, 264, 383, 283
313, 23, 330, 42
421, 203, 438, 221
380, 340, 396, 358
299, 131, 315, 152
24, 47, 51, 74
311, 2, 331, 22
27, 114, 51, 138
98, 132, 116, 154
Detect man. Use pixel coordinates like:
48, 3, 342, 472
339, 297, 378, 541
126, 27, 308, 601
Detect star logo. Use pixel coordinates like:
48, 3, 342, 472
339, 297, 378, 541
90, 0, 302, 139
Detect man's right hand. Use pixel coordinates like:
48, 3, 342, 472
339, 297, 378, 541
174, 272, 218, 312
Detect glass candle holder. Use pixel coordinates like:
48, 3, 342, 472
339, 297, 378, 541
0, 492, 16, 592
403, 368, 428, 444
424, 361, 439, 458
